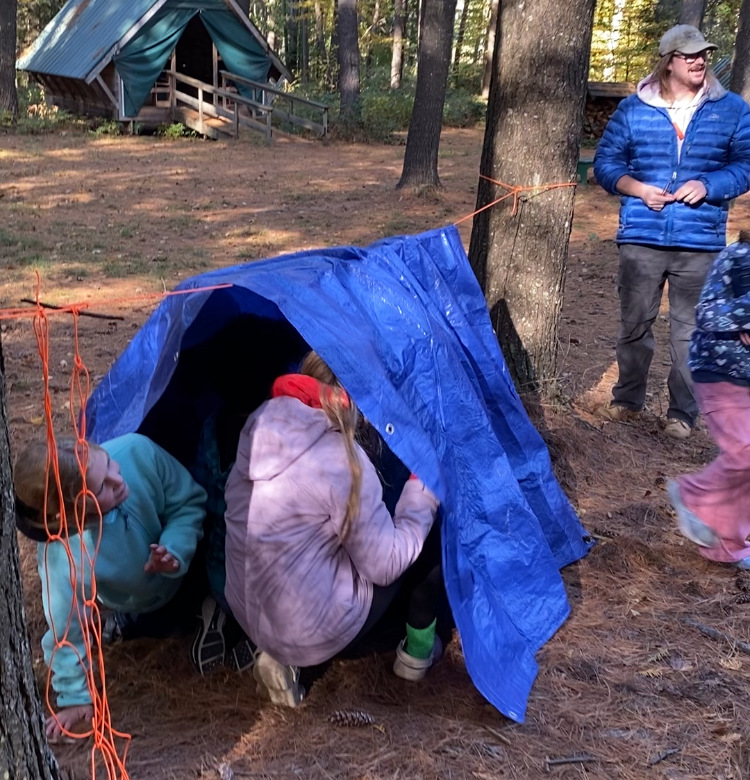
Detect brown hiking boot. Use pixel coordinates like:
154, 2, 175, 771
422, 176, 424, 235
593, 403, 639, 422
664, 418, 692, 440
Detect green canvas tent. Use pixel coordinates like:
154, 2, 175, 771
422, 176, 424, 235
17, 0, 290, 121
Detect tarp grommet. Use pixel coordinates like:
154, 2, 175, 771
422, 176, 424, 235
385, 423, 395, 435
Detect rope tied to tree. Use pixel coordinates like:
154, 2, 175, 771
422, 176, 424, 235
454, 174, 578, 225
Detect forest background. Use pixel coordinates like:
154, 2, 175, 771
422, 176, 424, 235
10, 0, 748, 140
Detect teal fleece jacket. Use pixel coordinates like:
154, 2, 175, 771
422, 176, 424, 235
38, 433, 206, 707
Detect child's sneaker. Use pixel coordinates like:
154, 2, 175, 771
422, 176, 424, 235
253, 651, 304, 707
226, 637, 259, 673
190, 596, 227, 675
393, 635, 443, 681
100, 611, 124, 645
667, 480, 720, 548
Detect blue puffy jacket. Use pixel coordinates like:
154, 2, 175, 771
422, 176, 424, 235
594, 78, 750, 251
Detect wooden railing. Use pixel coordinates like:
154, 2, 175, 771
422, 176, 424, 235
166, 70, 273, 144
220, 70, 329, 137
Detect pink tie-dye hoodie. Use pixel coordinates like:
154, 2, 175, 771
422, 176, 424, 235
223, 393, 439, 667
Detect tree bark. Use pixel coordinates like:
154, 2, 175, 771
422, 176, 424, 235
390, 0, 405, 87
0, 0, 18, 117
451, 0, 470, 85
337, 0, 362, 127
480, 0, 498, 99
0, 339, 62, 779
396, 0, 457, 189
468, 0, 596, 392
679, 0, 706, 28
731, 0, 750, 104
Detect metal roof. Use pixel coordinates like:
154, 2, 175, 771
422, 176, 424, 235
713, 56, 733, 90
16, 0, 158, 79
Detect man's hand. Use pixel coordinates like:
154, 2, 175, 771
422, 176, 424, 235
638, 184, 676, 211
144, 544, 180, 574
740, 332, 750, 347
673, 179, 707, 205
46, 704, 94, 741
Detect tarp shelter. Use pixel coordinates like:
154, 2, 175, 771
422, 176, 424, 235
16, 0, 290, 119
86, 226, 592, 722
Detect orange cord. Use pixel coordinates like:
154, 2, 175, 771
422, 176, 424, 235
454, 174, 577, 225
30, 273, 131, 779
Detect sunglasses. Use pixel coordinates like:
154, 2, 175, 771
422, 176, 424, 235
672, 50, 712, 63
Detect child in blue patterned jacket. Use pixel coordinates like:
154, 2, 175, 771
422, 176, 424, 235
669, 231, 750, 568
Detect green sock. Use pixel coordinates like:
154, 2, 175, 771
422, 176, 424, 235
405, 619, 436, 660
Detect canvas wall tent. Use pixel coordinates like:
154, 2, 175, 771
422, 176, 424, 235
85, 225, 592, 722
16, 0, 290, 122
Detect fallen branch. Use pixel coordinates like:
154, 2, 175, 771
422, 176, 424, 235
682, 617, 750, 654
20, 298, 125, 321
545, 754, 596, 771
647, 747, 681, 767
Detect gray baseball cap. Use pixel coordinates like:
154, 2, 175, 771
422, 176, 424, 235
659, 24, 718, 56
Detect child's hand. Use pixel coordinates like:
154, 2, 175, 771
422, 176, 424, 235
46, 704, 94, 741
740, 332, 750, 347
144, 544, 180, 574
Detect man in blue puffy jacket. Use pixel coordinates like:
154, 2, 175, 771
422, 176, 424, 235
594, 24, 750, 439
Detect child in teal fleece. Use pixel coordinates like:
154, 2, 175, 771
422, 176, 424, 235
14, 433, 206, 740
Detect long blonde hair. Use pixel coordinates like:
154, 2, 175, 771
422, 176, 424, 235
300, 351, 362, 541
14, 438, 101, 537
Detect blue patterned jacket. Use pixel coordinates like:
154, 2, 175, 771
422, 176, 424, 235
689, 241, 750, 381
594, 76, 750, 251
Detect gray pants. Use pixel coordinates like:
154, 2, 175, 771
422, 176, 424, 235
612, 244, 715, 426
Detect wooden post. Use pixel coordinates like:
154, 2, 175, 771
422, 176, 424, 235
234, 104, 240, 138
323, 106, 328, 137
266, 108, 272, 144
198, 86, 203, 127
212, 44, 219, 106
169, 71, 176, 121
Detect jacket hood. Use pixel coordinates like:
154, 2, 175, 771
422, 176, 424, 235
246, 396, 332, 481
637, 71, 726, 107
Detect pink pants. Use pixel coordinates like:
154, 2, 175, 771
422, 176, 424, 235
678, 381, 750, 564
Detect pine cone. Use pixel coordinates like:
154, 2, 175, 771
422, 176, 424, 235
327, 709, 377, 727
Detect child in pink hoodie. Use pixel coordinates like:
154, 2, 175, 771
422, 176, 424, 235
224, 351, 441, 706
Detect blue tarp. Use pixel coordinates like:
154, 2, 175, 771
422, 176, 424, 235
86, 225, 591, 722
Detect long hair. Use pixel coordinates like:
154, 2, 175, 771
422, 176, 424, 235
645, 54, 675, 102
300, 352, 362, 541
739, 230, 750, 245
13, 437, 100, 537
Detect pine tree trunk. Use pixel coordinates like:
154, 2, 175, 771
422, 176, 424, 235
314, 0, 326, 79
337, 0, 362, 127
679, 0, 706, 28
0, 0, 18, 117
365, 0, 381, 74
480, 0, 498, 99
390, 0, 405, 87
301, 16, 310, 81
731, 0, 750, 104
396, 0, 457, 189
451, 0, 470, 85
468, 0, 596, 392
0, 339, 62, 779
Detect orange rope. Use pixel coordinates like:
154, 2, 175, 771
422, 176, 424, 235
22, 278, 235, 778
454, 174, 577, 225
30, 273, 130, 779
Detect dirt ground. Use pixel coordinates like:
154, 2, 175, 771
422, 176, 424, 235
3, 126, 750, 780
